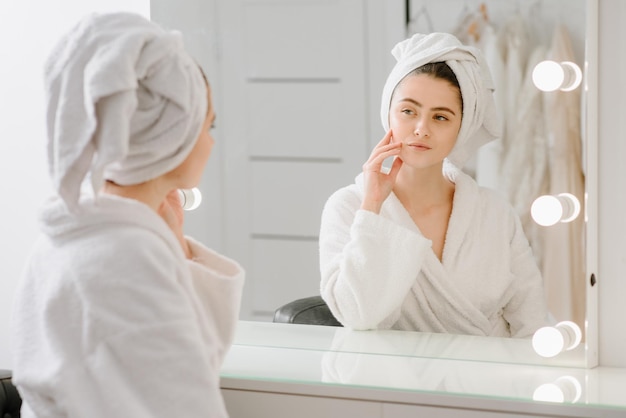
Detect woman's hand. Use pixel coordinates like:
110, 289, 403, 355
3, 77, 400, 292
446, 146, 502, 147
158, 190, 192, 259
360, 130, 403, 214
361, 130, 402, 213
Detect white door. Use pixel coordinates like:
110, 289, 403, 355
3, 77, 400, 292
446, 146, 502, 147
153, 0, 405, 320
219, 0, 372, 320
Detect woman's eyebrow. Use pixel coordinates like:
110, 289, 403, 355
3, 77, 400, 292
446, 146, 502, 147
399, 98, 457, 116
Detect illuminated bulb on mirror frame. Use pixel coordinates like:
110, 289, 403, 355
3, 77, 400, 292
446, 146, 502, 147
532, 60, 583, 92
178, 188, 202, 211
531, 193, 581, 227
533, 376, 582, 403
532, 321, 582, 358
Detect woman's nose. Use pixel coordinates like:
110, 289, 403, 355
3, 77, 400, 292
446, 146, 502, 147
413, 118, 430, 137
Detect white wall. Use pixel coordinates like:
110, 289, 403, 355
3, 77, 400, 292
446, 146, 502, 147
0, 0, 149, 369
597, 0, 626, 367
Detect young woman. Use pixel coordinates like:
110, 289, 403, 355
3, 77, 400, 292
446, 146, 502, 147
11, 12, 244, 417
319, 32, 548, 338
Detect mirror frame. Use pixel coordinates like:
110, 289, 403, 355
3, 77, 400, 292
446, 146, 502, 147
584, 0, 598, 369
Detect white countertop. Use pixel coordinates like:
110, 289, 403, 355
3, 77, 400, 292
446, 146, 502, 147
221, 321, 626, 415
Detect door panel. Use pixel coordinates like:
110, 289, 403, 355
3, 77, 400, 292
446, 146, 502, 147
218, 0, 373, 319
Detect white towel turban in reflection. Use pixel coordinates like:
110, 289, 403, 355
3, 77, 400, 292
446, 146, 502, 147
380, 32, 500, 168
45, 12, 208, 211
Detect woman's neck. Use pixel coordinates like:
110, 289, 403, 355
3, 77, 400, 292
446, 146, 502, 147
100, 179, 167, 212
393, 163, 455, 212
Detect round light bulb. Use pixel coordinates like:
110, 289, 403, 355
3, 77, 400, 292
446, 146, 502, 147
533, 376, 582, 403
531, 195, 563, 226
557, 193, 581, 223
532, 326, 565, 357
532, 60, 564, 92
533, 382, 565, 403
532, 321, 582, 358
532, 60, 582, 92
555, 321, 583, 351
531, 193, 581, 226
560, 61, 583, 91
178, 188, 202, 211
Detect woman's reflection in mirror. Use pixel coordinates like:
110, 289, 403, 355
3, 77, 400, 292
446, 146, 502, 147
319, 32, 549, 338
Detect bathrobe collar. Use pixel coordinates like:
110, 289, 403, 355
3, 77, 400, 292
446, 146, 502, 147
354, 160, 479, 268
38, 193, 185, 260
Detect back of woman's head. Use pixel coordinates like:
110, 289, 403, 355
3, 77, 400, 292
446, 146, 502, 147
45, 12, 208, 211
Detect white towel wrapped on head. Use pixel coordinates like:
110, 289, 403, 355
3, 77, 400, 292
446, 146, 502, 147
380, 32, 500, 168
45, 12, 208, 211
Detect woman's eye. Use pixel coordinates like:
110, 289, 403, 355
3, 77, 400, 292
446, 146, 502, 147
435, 115, 448, 121
401, 109, 414, 115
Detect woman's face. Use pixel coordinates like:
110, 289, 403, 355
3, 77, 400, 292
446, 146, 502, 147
389, 74, 462, 169
173, 85, 216, 188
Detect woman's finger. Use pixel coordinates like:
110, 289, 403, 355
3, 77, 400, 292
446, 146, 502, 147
363, 144, 402, 170
366, 140, 401, 163
387, 155, 403, 180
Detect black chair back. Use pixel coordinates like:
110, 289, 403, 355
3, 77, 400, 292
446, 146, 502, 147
0, 370, 21, 418
273, 296, 342, 327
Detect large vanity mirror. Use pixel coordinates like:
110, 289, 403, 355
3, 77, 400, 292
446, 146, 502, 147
151, 0, 598, 368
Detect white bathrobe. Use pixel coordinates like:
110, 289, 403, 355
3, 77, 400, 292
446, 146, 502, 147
12, 195, 244, 418
319, 164, 548, 338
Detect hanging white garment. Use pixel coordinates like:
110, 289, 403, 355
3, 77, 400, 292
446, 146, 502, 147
540, 25, 586, 330
496, 15, 531, 195
451, 3, 489, 46
500, 43, 551, 268
495, 16, 551, 271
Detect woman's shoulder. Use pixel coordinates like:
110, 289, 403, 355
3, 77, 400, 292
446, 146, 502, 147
454, 170, 518, 221
472, 185, 524, 239
324, 175, 363, 209
320, 175, 366, 230
34, 204, 183, 292
454, 169, 511, 208
477, 185, 514, 210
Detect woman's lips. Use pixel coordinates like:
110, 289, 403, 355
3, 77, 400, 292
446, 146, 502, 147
407, 142, 431, 150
